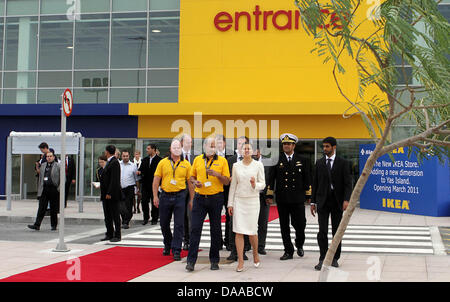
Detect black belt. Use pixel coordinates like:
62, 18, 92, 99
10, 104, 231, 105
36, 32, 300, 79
162, 189, 186, 195
196, 192, 222, 198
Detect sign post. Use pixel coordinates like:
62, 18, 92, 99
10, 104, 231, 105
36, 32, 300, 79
54, 89, 73, 252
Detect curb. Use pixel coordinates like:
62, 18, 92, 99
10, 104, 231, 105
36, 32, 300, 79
0, 216, 147, 225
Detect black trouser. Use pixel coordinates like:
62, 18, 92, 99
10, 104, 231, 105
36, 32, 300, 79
160, 190, 187, 253
141, 186, 159, 222
102, 199, 121, 239
222, 186, 230, 247
258, 193, 270, 250
35, 185, 59, 228
187, 193, 223, 264
183, 187, 191, 244
317, 192, 343, 261
64, 180, 72, 208
120, 185, 135, 225
277, 202, 306, 254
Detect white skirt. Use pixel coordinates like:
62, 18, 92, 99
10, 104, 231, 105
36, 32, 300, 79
232, 196, 260, 235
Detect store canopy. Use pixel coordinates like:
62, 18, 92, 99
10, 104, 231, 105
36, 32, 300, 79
9, 131, 82, 155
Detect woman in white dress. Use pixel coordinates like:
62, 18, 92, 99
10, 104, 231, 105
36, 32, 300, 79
228, 143, 266, 271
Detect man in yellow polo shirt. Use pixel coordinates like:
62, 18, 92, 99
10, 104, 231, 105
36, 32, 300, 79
185, 137, 230, 272
153, 139, 194, 261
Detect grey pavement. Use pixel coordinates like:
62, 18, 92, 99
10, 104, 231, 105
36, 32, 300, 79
0, 199, 449, 282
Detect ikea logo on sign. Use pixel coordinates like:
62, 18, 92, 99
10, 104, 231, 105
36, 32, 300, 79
382, 198, 410, 210
392, 147, 404, 154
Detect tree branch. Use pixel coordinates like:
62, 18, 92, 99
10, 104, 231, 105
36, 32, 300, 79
380, 119, 450, 156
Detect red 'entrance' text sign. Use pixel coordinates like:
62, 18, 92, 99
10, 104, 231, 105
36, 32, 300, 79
214, 5, 344, 32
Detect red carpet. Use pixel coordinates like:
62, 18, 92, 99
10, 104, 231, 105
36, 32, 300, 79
1, 247, 188, 282
268, 205, 279, 222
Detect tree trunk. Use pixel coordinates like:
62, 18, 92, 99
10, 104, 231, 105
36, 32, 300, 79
318, 147, 381, 281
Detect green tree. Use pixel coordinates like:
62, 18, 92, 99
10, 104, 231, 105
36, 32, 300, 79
294, 0, 449, 281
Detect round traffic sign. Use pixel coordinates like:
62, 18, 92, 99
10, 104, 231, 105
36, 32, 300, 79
62, 88, 73, 117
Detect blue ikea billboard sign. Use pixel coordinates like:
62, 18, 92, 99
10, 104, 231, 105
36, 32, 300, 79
359, 144, 450, 217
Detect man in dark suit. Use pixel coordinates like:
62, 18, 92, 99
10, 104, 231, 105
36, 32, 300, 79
254, 147, 272, 255
100, 145, 122, 242
138, 144, 162, 225
215, 134, 232, 251
266, 133, 312, 260
64, 155, 76, 208
181, 134, 194, 250
311, 136, 352, 270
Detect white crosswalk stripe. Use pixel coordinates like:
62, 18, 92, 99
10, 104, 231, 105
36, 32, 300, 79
97, 222, 435, 255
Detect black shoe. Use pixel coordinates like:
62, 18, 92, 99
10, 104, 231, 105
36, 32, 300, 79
142, 220, 148, 225
315, 261, 323, 271
227, 253, 237, 261
51, 226, 57, 231
243, 253, 248, 261
100, 236, 112, 241
183, 242, 189, 251
226, 245, 231, 251
332, 259, 339, 268
163, 247, 171, 256
27, 224, 40, 231
122, 224, 129, 229
280, 253, 293, 260
258, 248, 267, 255
151, 220, 158, 225
186, 262, 195, 272
297, 248, 304, 257
173, 252, 181, 261
109, 237, 121, 242
210, 262, 219, 270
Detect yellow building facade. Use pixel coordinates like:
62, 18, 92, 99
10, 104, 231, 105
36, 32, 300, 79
130, 0, 380, 140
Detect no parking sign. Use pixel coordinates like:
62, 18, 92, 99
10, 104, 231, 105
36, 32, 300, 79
63, 88, 73, 117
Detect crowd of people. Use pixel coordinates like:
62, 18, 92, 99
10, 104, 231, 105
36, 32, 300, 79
27, 133, 352, 272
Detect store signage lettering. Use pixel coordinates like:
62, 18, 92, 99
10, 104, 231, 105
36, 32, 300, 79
214, 5, 345, 32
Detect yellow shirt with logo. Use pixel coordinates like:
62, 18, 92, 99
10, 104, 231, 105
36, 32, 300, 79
154, 157, 191, 192
190, 154, 230, 195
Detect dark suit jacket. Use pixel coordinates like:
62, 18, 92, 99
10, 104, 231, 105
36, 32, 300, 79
138, 155, 162, 192
223, 154, 238, 205
65, 156, 76, 183
267, 152, 312, 204
312, 155, 352, 211
100, 157, 121, 202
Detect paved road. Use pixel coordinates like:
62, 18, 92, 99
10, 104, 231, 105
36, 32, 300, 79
0, 221, 156, 245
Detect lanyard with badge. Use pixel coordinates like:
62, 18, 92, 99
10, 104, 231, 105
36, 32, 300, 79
170, 158, 181, 185
203, 156, 215, 188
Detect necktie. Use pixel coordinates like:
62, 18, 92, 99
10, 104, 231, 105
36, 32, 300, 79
186, 153, 190, 163
327, 158, 332, 189
327, 158, 332, 171
288, 156, 291, 163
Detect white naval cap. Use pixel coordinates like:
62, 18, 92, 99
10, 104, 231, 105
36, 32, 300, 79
280, 133, 298, 144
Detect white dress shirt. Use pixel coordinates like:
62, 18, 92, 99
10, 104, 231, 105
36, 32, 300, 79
120, 160, 138, 189
284, 152, 294, 162
326, 153, 336, 169
182, 149, 192, 163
